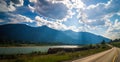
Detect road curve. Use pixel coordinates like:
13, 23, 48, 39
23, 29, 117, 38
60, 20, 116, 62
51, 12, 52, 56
115, 48, 120, 62
72, 47, 119, 62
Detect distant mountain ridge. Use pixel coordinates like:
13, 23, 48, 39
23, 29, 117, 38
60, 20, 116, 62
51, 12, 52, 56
0, 24, 110, 45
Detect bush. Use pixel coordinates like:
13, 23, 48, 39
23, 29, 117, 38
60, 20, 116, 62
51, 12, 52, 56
15, 59, 26, 62
56, 51, 66, 55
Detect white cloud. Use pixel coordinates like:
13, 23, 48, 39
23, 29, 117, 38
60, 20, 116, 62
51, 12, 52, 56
86, 5, 96, 9
56, 9, 75, 23
79, 0, 120, 39
32, 0, 120, 40
61, 0, 85, 22
86, 3, 104, 10
104, 19, 120, 39
71, 0, 85, 9
80, 12, 88, 23
86, 0, 112, 10
28, 4, 35, 12
35, 16, 68, 30
0, 0, 16, 12
11, 0, 24, 7
35, 16, 82, 32
0, 0, 119, 39
28, 0, 85, 23
104, 32, 120, 40
85, 0, 120, 20
0, 0, 24, 12
117, 11, 120, 16
0, 19, 4, 22
29, 0, 37, 3
8, 14, 34, 24
105, 0, 112, 8
35, 16, 101, 32
102, 14, 113, 27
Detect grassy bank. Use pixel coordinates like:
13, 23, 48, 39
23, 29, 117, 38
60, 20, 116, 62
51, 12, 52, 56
110, 42, 120, 47
109, 39, 120, 47
0, 44, 111, 62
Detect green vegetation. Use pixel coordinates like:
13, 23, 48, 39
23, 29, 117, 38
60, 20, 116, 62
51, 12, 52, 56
0, 44, 111, 62
109, 39, 120, 47
0, 40, 73, 47
110, 42, 120, 47
101, 40, 106, 44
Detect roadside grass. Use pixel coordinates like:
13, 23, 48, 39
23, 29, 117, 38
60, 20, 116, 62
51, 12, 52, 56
0, 44, 111, 62
110, 42, 120, 47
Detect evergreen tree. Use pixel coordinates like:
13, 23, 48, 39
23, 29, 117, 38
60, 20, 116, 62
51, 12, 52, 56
101, 40, 105, 44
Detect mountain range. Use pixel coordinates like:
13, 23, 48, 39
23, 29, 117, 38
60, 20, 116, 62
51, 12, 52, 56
0, 24, 110, 45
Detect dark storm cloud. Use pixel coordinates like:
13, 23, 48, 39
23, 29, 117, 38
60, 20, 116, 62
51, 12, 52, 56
34, 0, 68, 19
11, 0, 21, 4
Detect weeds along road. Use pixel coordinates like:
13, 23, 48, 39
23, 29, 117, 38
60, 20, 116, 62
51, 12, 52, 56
72, 47, 120, 62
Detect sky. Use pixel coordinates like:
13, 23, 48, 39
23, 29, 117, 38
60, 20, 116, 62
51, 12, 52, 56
0, 0, 120, 40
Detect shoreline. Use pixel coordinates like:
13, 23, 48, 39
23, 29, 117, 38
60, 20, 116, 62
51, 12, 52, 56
0, 44, 81, 48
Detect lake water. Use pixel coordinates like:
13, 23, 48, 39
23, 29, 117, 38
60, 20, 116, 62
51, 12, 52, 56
0, 45, 79, 54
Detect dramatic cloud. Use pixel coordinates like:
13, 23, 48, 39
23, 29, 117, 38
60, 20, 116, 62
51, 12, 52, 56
105, 19, 120, 39
29, 0, 68, 19
35, 16, 81, 32
0, 0, 16, 12
29, 0, 85, 22
86, 20, 105, 26
85, 0, 120, 19
0, 0, 120, 39
0, 19, 4, 22
8, 13, 34, 24
11, 0, 24, 7
81, 0, 109, 6
29, 0, 37, 3
0, 0, 24, 12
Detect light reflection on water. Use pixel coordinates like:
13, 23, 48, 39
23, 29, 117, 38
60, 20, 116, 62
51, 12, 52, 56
0, 45, 79, 54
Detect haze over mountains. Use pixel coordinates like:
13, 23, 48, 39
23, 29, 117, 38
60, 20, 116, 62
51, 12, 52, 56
0, 24, 110, 45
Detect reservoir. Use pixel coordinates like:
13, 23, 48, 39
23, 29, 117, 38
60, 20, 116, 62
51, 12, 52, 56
0, 45, 79, 54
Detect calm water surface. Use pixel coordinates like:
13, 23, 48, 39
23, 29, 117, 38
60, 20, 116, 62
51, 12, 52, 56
0, 45, 79, 54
